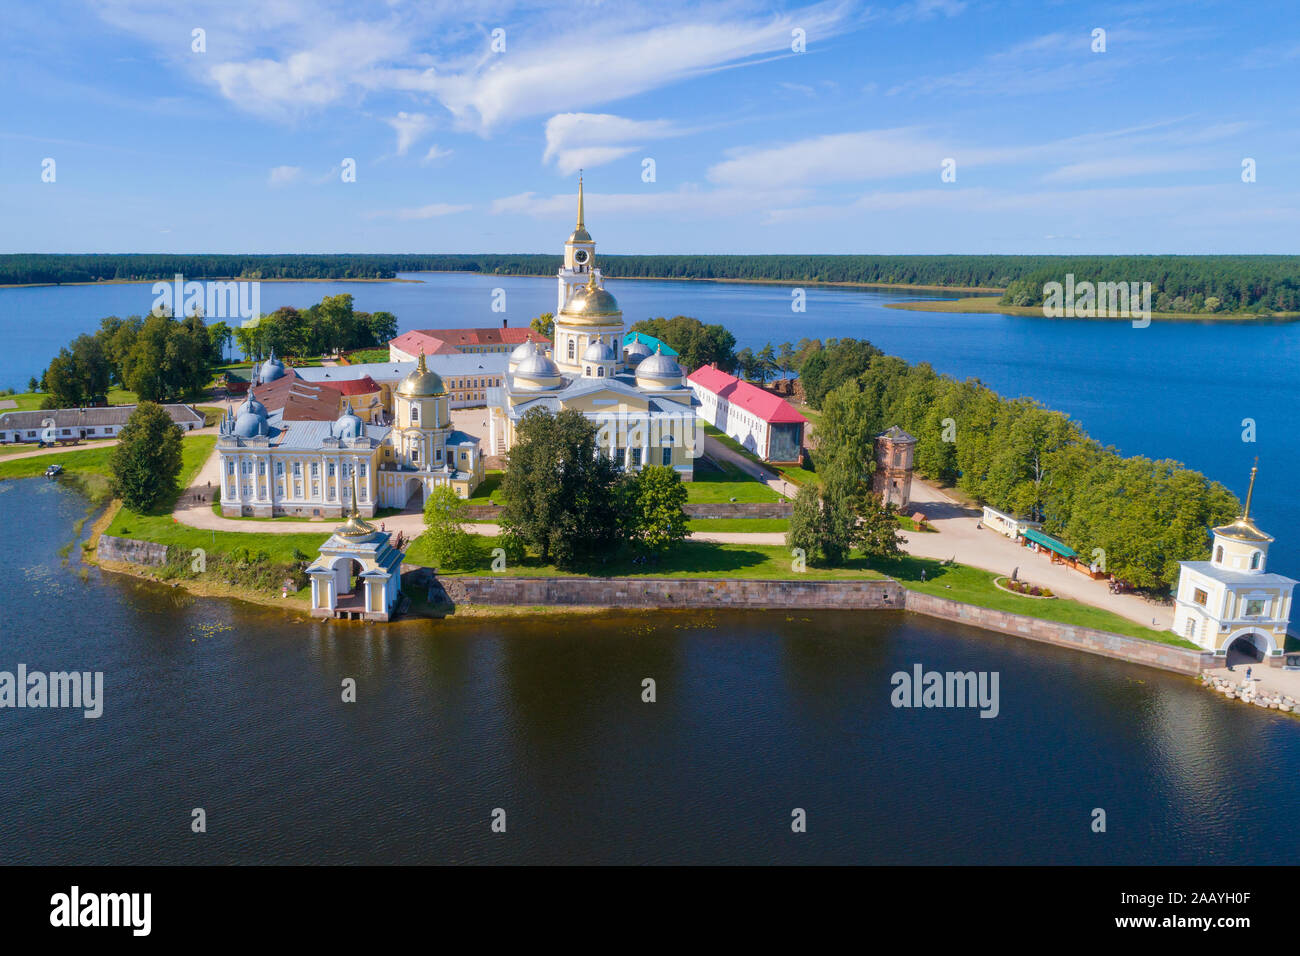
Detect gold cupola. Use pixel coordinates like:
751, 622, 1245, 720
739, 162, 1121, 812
560, 271, 621, 323
396, 349, 446, 398
1213, 463, 1273, 544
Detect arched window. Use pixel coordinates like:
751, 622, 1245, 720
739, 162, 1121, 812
411, 405, 419, 423
597, 366, 605, 377
567, 339, 575, 360
1251, 551, 1261, 570
1215, 546, 1223, 563
585, 366, 591, 377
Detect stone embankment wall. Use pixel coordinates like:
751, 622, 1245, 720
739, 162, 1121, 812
97, 534, 169, 567
440, 574, 1212, 675
901, 590, 1213, 675
439, 576, 903, 609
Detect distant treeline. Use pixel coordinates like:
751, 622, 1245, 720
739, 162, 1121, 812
5, 253, 1299, 314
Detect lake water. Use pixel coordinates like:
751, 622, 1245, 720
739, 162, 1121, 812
2, 478, 1298, 865
2, 273, 1297, 576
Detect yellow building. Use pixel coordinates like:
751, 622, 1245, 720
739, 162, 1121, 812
1171, 465, 1296, 663
375, 350, 485, 506
486, 178, 701, 476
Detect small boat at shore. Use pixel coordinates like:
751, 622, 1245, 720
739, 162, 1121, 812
44, 463, 62, 478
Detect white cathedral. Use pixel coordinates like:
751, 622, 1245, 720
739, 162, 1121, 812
486, 177, 702, 476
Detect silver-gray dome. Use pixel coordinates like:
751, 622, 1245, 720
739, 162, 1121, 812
515, 353, 561, 379
509, 338, 538, 364
623, 340, 652, 365
583, 340, 617, 363
233, 411, 268, 438
635, 348, 684, 382
258, 350, 285, 383
334, 401, 364, 439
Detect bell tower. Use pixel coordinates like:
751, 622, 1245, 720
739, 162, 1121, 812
558, 173, 601, 314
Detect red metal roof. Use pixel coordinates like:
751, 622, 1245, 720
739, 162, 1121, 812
687, 365, 808, 425
390, 328, 551, 356
333, 376, 380, 396
388, 331, 462, 356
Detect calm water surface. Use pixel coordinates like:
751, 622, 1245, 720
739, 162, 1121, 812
3, 273, 1295, 574
1, 480, 1297, 865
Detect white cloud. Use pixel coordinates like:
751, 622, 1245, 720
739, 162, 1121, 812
542, 113, 681, 174
492, 184, 809, 220
420, 144, 453, 165
708, 129, 965, 189
1041, 154, 1219, 183
385, 112, 436, 156
268, 165, 302, 186
409, 2, 853, 132
211, 22, 409, 119
91, 1, 856, 135
366, 203, 472, 220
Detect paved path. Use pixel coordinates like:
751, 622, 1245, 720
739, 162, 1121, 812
904, 479, 1173, 629
171, 442, 1172, 629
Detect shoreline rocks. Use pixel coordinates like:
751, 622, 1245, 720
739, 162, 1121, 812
1199, 673, 1295, 714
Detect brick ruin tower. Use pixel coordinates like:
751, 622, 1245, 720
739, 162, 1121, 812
873, 425, 917, 510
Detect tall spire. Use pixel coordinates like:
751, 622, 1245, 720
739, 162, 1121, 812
576, 170, 585, 232
1243, 457, 1259, 520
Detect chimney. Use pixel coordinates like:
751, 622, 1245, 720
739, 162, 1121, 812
502, 317, 508, 329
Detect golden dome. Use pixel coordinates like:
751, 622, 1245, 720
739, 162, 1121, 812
561, 274, 620, 323
1214, 463, 1273, 543
396, 350, 445, 397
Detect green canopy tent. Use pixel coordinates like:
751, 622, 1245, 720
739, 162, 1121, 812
1021, 527, 1077, 559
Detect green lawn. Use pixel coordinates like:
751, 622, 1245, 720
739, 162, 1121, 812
702, 423, 816, 487
108, 436, 320, 564
0, 387, 139, 411
686, 517, 789, 533
343, 348, 391, 364
418, 535, 885, 580
0, 443, 120, 480
465, 471, 505, 506
686, 455, 781, 503
409, 529, 1182, 645
0, 438, 119, 458
872, 554, 1187, 645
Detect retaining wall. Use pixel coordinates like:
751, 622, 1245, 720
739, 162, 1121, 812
439, 575, 904, 609
97, 534, 169, 567
902, 590, 1213, 675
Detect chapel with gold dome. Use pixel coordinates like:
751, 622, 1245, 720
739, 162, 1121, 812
486, 177, 701, 477
1171, 462, 1296, 662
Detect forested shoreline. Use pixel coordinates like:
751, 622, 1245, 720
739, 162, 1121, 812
798, 338, 1240, 590
4, 253, 1298, 314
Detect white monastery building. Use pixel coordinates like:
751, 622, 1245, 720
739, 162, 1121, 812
1171, 465, 1296, 663
486, 177, 701, 478
687, 365, 807, 464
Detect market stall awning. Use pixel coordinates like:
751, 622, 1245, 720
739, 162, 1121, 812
1021, 528, 1077, 559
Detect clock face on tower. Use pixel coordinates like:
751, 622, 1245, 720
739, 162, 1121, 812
573, 249, 590, 265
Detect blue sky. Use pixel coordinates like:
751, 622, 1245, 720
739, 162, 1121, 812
2, 0, 1298, 255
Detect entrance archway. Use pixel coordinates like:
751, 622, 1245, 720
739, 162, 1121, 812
1226, 632, 1270, 666
403, 477, 425, 509
331, 557, 366, 614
